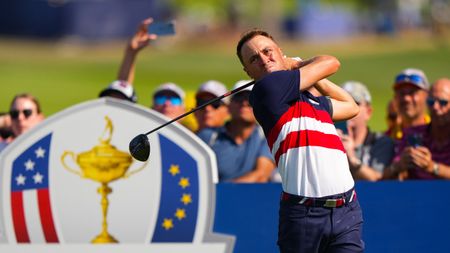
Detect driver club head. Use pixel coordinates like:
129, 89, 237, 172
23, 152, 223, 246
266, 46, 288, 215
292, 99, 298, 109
129, 134, 151, 162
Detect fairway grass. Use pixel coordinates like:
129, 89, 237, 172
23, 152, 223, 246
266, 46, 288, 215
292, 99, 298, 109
0, 32, 449, 131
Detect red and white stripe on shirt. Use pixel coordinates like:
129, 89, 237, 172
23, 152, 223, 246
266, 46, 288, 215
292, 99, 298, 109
268, 100, 354, 197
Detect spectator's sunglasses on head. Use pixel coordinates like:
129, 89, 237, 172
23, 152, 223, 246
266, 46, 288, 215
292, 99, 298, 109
196, 98, 224, 109
395, 74, 425, 86
154, 95, 182, 106
9, 109, 34, 120
426, 97, 449, 107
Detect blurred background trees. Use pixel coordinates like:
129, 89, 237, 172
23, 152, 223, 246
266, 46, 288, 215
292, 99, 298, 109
1, 0, 448, 41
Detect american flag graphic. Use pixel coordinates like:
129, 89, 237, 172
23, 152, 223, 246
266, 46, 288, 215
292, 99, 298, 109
10, 133, 59, 243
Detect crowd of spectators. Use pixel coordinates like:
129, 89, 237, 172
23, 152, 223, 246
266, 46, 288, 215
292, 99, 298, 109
1, 17, 448, 183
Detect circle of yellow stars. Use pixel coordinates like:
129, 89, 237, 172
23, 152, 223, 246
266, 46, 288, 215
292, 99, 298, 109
162, 164, 193, 230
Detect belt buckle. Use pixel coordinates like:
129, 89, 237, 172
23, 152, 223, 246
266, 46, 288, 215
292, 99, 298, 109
323, 198, 344, 208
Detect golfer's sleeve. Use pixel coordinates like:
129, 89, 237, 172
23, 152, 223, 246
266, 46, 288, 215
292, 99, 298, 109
318, 96, 333, 117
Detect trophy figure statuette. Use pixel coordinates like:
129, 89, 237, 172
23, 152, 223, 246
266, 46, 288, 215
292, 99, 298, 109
61, 116, 146, 243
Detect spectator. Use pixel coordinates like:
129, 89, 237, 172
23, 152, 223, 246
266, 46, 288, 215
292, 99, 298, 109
151, 82, 195, 131
10, 93, 44, 138
390, 68, 430, 140
385, 98, 402, 139
339, 81, 395, 181
385, 78, 450, 179
99, 80, 137, 103
99, 17, 157, 102
0, 112, 13, 143
152, 82, 185, 118
98, 17, 196, 131
194, 80, 230, 132
197, 80, 276, 182
0, 93, 44, 153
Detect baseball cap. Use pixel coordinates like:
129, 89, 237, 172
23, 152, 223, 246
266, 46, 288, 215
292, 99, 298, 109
99, 80, 137, 103
232, 80, 253, 97
196, 80, 229, 104
153, 82, 185, 101
342, 81, 372, 104
232, 80, 253, 92
393, 68, 430, 91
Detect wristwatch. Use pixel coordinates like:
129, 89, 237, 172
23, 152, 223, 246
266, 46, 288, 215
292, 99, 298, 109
433, 162, 440, 176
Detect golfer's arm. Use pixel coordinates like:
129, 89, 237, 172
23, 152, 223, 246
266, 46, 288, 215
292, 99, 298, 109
314, 79, 359, 121
298, 55, 340, 91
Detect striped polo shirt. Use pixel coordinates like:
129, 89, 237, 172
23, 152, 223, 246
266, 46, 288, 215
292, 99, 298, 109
249, 70, 354, 197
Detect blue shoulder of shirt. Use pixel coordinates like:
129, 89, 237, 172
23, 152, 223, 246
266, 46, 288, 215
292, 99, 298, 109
197, 127, 221, 143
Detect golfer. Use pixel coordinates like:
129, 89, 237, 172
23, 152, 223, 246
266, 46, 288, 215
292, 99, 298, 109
236, 29, 364, 252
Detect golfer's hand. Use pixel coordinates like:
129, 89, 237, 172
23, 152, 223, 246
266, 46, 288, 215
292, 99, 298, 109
284, 56, 302, 70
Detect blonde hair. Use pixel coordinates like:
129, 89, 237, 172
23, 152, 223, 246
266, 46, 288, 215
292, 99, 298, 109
10, 93, 42, 113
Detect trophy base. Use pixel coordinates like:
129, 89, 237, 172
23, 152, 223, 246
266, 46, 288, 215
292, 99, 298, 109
91, 232, 118, 244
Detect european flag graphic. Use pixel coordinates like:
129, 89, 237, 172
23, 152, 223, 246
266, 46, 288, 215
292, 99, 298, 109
152, 134, 199, 242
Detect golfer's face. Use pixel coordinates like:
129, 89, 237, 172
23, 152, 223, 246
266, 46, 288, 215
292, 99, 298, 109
240, 35, 286, 80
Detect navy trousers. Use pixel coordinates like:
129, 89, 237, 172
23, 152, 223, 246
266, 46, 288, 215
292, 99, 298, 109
278, 194, 364, 253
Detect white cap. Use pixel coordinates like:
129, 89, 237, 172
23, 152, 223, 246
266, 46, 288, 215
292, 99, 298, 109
99, 80, 137, 103
394, 68, 430, 91
232, 80, 253, 92
153, 82, 185, 100
342, 81, 372, 104
196, 80, 229, 104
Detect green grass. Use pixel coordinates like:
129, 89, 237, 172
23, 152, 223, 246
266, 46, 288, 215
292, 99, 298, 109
0, 33, 449, 131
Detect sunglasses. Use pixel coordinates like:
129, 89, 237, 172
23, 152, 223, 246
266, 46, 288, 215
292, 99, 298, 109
426, 97, 449, 107
395, 74, 425, 87
196, 98, 224, 109
387, 113, 398, 120
9, 109, 34, 119
154, 96, 182, 106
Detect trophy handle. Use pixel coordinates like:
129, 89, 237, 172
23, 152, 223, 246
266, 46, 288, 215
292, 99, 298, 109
61, 151, 83, 177
124, 161, 148, 178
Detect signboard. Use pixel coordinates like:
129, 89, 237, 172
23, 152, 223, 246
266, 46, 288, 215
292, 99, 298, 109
0, 98, 234, 253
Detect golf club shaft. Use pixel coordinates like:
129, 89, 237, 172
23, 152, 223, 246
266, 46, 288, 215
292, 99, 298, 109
144, 80, 255, 136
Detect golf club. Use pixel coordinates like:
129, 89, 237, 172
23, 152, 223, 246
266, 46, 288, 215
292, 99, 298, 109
129, 80, 255, 161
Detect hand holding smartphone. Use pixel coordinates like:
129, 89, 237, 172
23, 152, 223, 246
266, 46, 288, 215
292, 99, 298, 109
148, 21, 176, 36
407, 134, 423, 147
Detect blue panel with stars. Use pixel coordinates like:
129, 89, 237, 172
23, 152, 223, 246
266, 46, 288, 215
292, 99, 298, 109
151, 134, 199, 242
11, 134, 52, 192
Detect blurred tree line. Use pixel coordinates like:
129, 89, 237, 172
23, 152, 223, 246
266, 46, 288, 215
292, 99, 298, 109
164, 0, 449, 38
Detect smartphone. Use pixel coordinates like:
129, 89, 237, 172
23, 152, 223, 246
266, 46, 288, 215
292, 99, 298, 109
148, 21, 176, 36
334, 121, 348, 135
407, 134, 422, 147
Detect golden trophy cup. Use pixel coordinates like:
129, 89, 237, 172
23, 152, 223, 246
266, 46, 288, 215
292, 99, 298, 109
61, 116, 146, 243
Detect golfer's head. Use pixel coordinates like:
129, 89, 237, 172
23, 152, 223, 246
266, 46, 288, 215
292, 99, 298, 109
236, 29, 287, 80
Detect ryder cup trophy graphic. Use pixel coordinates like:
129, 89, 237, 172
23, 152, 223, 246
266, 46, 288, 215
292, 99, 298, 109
61, 116, 145, 243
